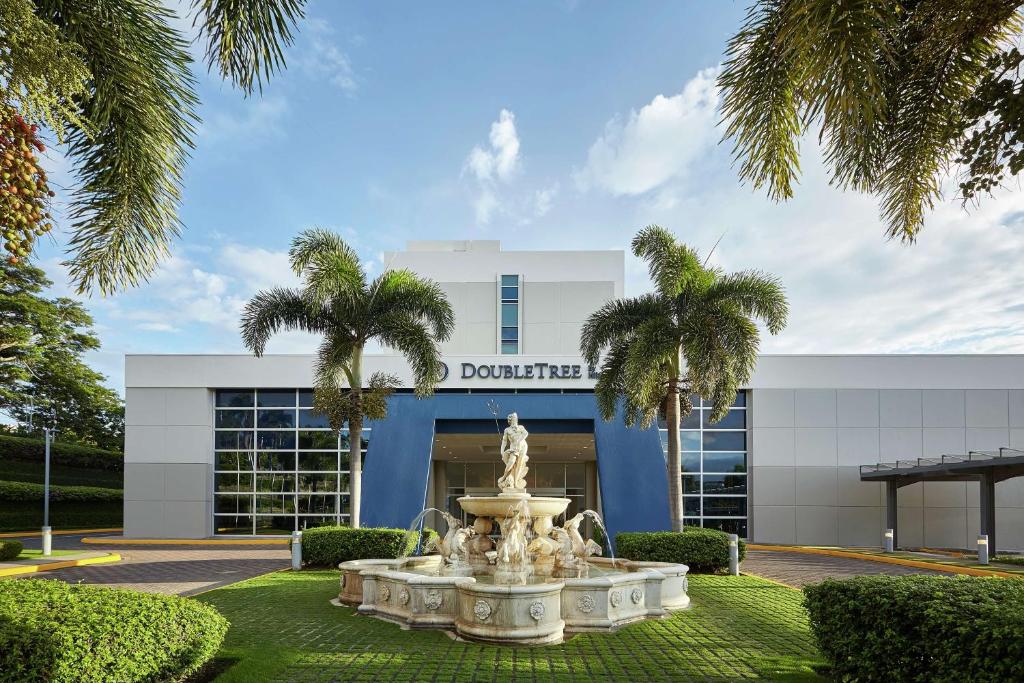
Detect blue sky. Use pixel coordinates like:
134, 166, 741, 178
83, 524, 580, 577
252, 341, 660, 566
33, 1, 1024, 394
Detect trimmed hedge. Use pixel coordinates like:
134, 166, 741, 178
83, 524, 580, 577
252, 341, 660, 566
0, 480, 123, 532
0, 459, 123, 489
0, 434, 123, 471
804, 575, 1024, 682
0, 540, 22, 561
301, 526, 439, 567
0, 480, 122, 503
616, 529, 747, 573
0, 579, 228, 682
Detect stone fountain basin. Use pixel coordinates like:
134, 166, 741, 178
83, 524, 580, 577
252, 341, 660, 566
338, 556, 689, 644
456, 494, 569, 519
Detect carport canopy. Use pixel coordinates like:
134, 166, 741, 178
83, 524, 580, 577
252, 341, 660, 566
860, 448, 1024, 557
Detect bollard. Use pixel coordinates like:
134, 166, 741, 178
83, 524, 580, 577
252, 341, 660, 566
884, 528, 894, 553
291, 530, 302, 570
41, 526, 52, 557
728, 534, 739, 576
978, 534, 989, 565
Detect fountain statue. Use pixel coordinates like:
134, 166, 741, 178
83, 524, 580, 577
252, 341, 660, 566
497, 412, 529, 491
337, 410, 691, 645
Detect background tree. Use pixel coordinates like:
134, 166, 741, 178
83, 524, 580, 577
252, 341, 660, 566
240, 229, 453, 528
0, 260, 124, 451
580, 226, 787, 531
719, 0, 1023, 242
0, 0, 307, 293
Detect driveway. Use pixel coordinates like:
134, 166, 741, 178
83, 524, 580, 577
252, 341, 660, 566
742, 549, 952, 588
8, 533, 290, 596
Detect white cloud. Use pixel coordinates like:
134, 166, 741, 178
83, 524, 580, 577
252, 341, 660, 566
465, 109, 520, 183
534, 183, 559, 217
576, 66, 719, 196
463, 109, 521, 224
296, 18, 358, 94
138, 322, 179, 332
200, 97, 288, 144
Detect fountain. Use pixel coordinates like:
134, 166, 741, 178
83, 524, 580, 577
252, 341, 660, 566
337, 412, 690, 645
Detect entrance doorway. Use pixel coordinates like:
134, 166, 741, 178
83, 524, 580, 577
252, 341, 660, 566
425, 429, 599, 533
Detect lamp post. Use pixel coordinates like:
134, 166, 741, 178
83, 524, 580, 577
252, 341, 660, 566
728, 534, 740, 576
884, 528, 894, 553
42, 426, 52, 556
978, 534, 989, 565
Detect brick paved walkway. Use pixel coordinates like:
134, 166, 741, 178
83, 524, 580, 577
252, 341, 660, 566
9, 533, 289, 596
742, 549, 951, 587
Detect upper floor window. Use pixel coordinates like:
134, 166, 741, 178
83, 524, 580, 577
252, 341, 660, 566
500, 274, 519, 354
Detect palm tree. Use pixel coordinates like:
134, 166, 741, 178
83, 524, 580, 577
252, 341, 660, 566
580, 226, 788, 531
240, 229, 454, 528
718, 0, 1022, 242
2, 0, 308, 293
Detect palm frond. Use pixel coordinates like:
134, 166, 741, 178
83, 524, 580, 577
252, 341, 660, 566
369, 269, 455, 342
698, 270, 789, 334
630, 225, 702, 298
192, 0, 306, 96
579, 293, 669, 366
36, 0, 199, 295
288, 228, 366, 305
239, 287, 325, 355
718, 0, 804, 201
374, 317, 445, 396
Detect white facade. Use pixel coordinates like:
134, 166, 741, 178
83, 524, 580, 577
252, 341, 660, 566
121, 241, 1024, 547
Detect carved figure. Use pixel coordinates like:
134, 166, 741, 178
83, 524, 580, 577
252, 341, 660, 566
562, 513, 603, 559
497, 413, 529, 491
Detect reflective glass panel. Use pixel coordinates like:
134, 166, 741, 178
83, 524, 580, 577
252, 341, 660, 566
256, 473, 296, 492
501, 286, 518, 300
216, 390, 254, 407
257, 431, 296, 450
215, 431, 254, 450
216, 451, 254, 471
702, 431, 746, 451
216, 410, 253, 428
298, 410, 331, 429
682, 475, 700, 494
501, 303, 518, 326
703, 518, 748, 535
680, 430, 701, 451
298, 494, 337, 514
501, 274, 518, 287
215, 473, 253, 492
465, 462, 494, 488
257, 409, 295, 428
501, 342, 518, 354
298, 389, 314, 407
214, 514, 253, 534
702, 452, 746, 473
702, 497, 747, 516
703, 409, 746, 429
255, 494, 295, 514
702, 474, 747, 495
684, 497, 700, 516
501, 326, 518, 342
257, 452, 295, 471
299, 473, 338, 492
257, 390, 296, 407
298, 452, 337, 471
299, 431, 337, 450
215, 495, 253, 514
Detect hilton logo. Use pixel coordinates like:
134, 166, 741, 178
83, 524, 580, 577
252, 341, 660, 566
440, 362, 450, 381
451, 362, 598, 381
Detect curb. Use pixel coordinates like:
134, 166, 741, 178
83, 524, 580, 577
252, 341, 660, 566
82, 537, 289, 546
747, 544, 1019, 578
0, 528, 122, 539
0, 553, 121, 578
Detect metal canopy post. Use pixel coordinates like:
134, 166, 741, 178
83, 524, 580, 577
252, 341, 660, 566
980, 471, 996, 558
885, 481, 899, 550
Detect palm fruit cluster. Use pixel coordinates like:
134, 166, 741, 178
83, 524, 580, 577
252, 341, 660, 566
1, 107, 54, 264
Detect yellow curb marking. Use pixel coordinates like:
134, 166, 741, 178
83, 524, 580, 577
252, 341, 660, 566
82, 537, 289, 546
747, 544, 1019, 579
0, 553, 121, 578
0, 528, 122, 539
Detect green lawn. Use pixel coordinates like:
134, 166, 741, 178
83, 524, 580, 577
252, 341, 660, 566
196, 570, 824, 682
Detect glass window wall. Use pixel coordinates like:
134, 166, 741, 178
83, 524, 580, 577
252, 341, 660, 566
213, 389, 368, 534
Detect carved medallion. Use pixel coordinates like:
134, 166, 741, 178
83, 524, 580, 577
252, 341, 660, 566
425, 590, 442, 611
610, 589, 623, 608
631, 588, 643, 605
340, 574, 346, 588
528, 601, 545, 621
379, 584, 390, 602
399, 588, 410, 606
577, 594, 596, 614
474, 599, 492, 621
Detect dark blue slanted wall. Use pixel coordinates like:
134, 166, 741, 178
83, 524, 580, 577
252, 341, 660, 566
361, 392, 670, 545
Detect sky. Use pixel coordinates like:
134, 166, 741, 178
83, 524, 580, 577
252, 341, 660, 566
30, 1, 1024, 395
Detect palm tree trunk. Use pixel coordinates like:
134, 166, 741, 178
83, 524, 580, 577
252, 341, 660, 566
349, 350, 363, 528
666, 379, 684, 531
349, 413, 363, 528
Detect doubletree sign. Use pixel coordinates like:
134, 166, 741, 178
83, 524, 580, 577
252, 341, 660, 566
440, 362, 599, 381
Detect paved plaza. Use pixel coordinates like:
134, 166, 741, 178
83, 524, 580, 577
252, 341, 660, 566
741, 549, 951, 587
9, 533, 290, 596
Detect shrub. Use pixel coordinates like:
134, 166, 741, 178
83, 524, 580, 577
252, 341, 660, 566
804, 575, 1024, 682
301, 526, 437, 567
615, 528, 747, 573
0, 434, 122, 471
0, 459, 122, 488
0, 540, 22, 561
0, 579, 228, 682
0, 480, 122, 503
0, 481, 123, 532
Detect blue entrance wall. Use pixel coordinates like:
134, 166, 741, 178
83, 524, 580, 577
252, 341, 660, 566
360, 393, 670, 544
